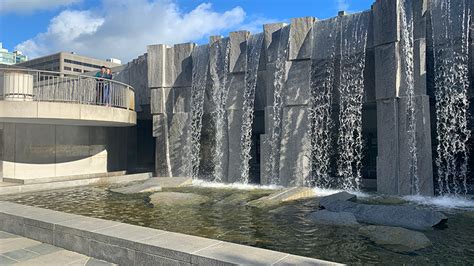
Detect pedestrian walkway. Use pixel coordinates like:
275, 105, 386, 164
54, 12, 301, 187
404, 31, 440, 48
0, 231, 115, 266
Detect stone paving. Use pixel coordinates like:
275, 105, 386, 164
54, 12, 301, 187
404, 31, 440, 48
0, 231, 115, 266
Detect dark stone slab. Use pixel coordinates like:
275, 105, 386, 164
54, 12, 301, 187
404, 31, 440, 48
320, 200, 447, 230
307, 210, 360, 226
319, 192, 357, 206
359, 225, 432, 252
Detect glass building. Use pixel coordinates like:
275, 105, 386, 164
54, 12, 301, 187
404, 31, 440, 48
0, 42, 27, 65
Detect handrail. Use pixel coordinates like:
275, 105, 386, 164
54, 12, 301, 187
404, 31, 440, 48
0, 67, 135, 111
0, 67, 135, 91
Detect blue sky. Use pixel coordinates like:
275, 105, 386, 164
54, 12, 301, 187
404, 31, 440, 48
0, 0, 374, 62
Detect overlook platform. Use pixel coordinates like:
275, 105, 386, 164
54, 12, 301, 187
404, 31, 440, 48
0, 68, 136, 127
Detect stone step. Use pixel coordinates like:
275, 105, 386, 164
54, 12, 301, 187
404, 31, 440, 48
0, 173, 152, 196
2, 171, 127, 185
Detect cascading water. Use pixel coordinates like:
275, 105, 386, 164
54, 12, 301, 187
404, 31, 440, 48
431, 0, 471, 195
337, 13, 369, 191
267, 26, 290, 185
400, 0, 420, 194
239, 33, 264, 184
190, 45, 210, 179
211, 38, 231, 183
308, 18, 338, 188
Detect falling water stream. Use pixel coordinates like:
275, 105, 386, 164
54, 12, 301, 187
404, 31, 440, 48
400, 0, 420, 194
190, 45, 210, 179
431, 0, 471, 195
309, 18, 338, 188
308, 13, 369, 190
267, 26, 290, 185
336, 13, 369, 190
239, 33, 264, 184
211, 38, 231, 182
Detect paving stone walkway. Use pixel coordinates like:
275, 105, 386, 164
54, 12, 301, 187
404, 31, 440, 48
0, 231, 115, 266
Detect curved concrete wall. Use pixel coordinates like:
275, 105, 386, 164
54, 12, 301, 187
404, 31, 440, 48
0, 123, 132, 180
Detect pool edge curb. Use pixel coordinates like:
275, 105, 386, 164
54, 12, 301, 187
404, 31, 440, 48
0, 201, 340, 265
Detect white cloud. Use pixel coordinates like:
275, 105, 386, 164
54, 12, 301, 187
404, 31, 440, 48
15, 0, 260, 62
0, 0, 81, 14
336, 0, 350, 11
239, 16, 279, 34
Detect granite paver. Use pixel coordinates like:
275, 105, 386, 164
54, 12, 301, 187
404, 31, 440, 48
0, 231, 115, 266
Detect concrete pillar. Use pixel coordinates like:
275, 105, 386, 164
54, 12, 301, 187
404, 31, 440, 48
148, 43, 195, 177
373, 0, 433, 195
289, 17, 316, 60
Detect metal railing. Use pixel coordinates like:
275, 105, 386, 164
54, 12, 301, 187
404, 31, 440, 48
0, 68, 135, 111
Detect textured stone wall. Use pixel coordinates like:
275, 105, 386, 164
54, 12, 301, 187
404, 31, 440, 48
145, 0, 472, 195
373, 0, 433, 196
114, 54, 150, 119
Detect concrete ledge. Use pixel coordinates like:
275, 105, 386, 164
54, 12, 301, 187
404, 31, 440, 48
0, 202, 338, 265
2, 170, 127, 185
0, 173, 152, 195
0, 101, 136, 127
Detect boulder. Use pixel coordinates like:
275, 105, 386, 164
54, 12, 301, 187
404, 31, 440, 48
361, 196, 408, 205
307, 210, 360, 226
319, 191, 357, 206
149, 192, 209, 207
321, 200, 448, 230
247, 187, 315, 208
110, 179, 162, 194
359, 225, 432, 252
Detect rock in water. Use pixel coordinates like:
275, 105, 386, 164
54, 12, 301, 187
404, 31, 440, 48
149, 192, 209, 206
215, 191, 273, 206
110, 179, 162, 194
247, 187, 315, 208
307, 210, 360, 226
321, 200, 447, 230
319, 191, 357, 206
359, 225, 432, 252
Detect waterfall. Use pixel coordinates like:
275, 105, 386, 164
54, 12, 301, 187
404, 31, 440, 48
431, 0, 471, 195
400, 0, 419, 194
337, 13, 369, 191
211, 38, 231, 182
309, 18, 338, 188
190, 45, 210, 179
239, 33, 264, 184
267, 26, 290, 185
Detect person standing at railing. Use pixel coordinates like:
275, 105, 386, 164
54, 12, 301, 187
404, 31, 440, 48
94, 66, 107, 105
104, 68, 113, 107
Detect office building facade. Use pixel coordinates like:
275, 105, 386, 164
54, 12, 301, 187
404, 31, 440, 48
16, 52, 121, 75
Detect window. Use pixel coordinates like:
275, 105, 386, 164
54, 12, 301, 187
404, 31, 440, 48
73, 68, 82, 73
64, 66, 72, 71
64, 58, 101, 69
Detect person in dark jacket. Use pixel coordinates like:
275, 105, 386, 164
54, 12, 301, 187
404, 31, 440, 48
95, 66, 107, 105
103, 68, 113, 106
